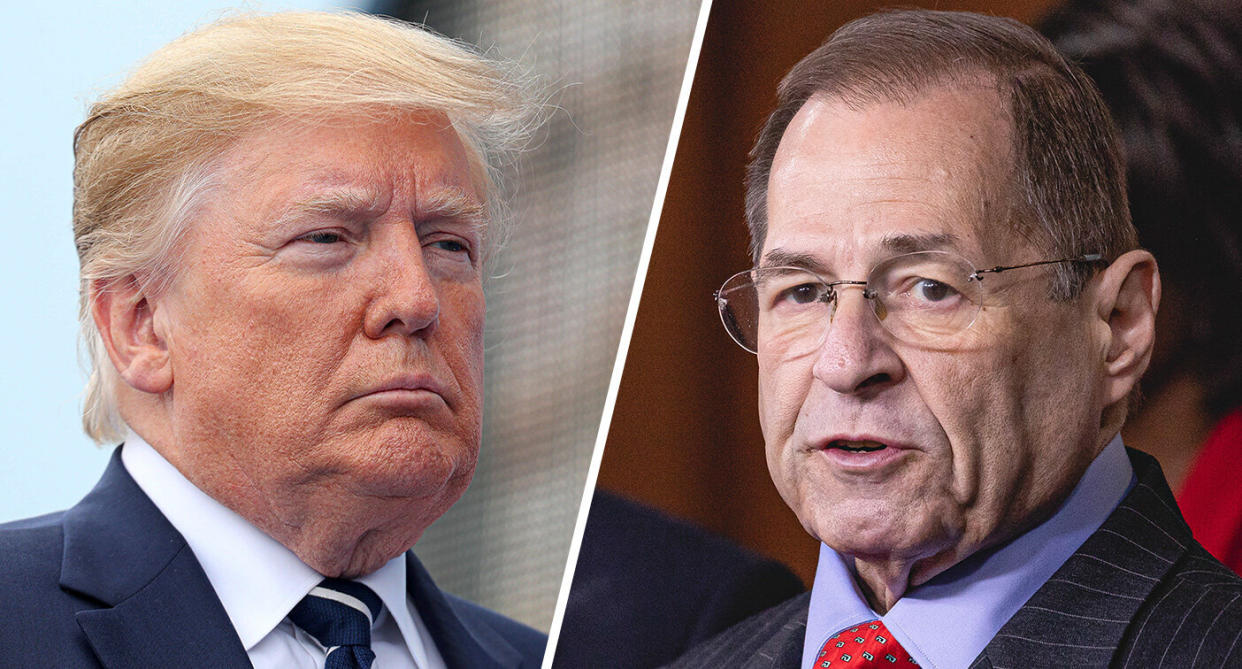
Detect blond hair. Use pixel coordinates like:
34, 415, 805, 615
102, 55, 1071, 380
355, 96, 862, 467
74, 11, 541, 443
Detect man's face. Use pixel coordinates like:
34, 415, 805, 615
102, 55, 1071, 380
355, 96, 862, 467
760, 85, 1106, 578
153, 111, 485, 568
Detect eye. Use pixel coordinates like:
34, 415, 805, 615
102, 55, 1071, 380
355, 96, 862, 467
430, 239, 468, 253
299, 231, 344, 244
779, 282, 828, 305
911, 278, 956, 303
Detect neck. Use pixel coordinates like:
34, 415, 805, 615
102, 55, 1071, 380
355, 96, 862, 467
851, 546, 966, 614
121, 400, 428, 578
852, 559, 910, 613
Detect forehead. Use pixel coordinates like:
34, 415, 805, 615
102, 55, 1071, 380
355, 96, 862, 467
764, 84, 1020, 271
211, 110, 482, 220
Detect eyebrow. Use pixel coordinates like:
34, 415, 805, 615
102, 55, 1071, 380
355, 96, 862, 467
272, 185, 487, 231
759, 249, 830, 274
759, 232, 962, 274
275, 188, 388, 228
878, 232, 961, 255
415, 187, 488, 229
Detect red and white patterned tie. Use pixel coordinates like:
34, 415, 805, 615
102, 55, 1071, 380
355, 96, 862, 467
815, 620, 918, 667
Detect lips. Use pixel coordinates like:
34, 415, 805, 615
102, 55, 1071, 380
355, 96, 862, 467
826, 439, 888, 453
811, 434, 914, 470
351, 374, 449, 404
814, 434, 909, 453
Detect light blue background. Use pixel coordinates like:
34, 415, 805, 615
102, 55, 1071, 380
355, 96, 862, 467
0, 0, 352, 522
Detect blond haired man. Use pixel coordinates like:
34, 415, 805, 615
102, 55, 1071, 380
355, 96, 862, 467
0, 12, 543, 668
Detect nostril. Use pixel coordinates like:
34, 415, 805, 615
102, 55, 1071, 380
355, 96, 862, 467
857, 373, 891, 390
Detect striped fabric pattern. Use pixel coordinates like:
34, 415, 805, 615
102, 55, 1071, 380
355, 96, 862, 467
666, 450, 1242, 668
289, 578, 385, 669
972, 452, 1242, 668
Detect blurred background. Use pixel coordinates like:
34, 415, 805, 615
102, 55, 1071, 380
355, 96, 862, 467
0, 0, 702, 632
370, 0, 702, 629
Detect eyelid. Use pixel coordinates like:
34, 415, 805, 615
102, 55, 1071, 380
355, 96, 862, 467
420, 223, 480, 254
293, 227, 355, 244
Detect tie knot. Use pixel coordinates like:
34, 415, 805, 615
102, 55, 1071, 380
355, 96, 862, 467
817, 619, 918, 667
289, 578, 384, 669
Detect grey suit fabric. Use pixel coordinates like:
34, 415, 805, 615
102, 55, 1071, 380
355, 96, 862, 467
667, 449, 1242, 668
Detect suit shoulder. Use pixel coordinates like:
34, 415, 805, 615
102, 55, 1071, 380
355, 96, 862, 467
0, 510, 100, 659
445, 593, 547, 665
1119, 543, 1242, 668
0, 511, 67, 585
666, 591, 811, 668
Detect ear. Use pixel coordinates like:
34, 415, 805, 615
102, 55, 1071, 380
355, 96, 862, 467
1089, 249, 1161, 407
91, 276, 173, 394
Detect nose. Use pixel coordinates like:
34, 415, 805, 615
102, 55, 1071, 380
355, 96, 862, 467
363, 223, 440, 339
810, 287, 904, 396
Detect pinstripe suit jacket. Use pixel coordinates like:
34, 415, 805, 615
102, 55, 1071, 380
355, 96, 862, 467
668, 449, 1242, 668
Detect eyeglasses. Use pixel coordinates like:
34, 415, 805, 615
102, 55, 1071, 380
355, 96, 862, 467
714, 251, 1102, 356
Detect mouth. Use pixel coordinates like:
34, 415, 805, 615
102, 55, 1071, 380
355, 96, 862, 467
813, 435, 910, 470
350, 375, 449, 407
825, 439, 888, 453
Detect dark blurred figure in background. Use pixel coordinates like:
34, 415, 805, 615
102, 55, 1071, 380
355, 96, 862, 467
553, 491, 804, 668
1042, 0, 1242, 573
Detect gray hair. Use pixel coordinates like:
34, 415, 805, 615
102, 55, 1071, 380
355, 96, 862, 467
746, 9, 1137, 297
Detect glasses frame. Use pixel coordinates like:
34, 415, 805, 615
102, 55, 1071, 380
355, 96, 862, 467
714, 251, 1104, 355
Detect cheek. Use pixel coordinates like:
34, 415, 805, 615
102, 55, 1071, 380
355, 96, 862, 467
757, 356, 798, 441
444, 285, 486, 414
757, 356, 813, 479
905, 350, 1019, 499
165, 268, 358, 426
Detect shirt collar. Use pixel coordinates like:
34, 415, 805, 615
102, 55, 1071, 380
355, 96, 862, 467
803, 433, 1133, 669
120, 431, 416, 654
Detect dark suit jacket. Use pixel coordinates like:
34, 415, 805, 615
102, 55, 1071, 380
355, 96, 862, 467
553, 491, 805, 668
0, 448, 545, 668
668, 449, 1242, 668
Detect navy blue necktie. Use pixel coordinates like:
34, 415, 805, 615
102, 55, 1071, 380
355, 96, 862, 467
288, 578, 384, 669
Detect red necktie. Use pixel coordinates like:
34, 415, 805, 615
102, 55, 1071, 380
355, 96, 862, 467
815, 620, 918, 667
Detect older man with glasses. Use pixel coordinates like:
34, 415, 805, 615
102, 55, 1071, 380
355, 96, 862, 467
672, 8, 1242, 669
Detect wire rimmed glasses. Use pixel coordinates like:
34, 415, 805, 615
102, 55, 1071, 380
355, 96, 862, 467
714, 250, 1102, 356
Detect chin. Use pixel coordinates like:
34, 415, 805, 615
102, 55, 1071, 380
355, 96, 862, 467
803, 496, 954, 560
307, 532, 420, 579
347, 421, 480, 498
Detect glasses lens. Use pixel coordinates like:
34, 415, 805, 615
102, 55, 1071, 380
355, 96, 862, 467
717, 267, 832, 355
868, 251, 982, 343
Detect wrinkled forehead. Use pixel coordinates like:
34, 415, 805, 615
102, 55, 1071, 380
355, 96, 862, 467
158, 110, 488, 277
230, 109, 480, 188
764, 85, 1024, 273
200, 111, 484, 223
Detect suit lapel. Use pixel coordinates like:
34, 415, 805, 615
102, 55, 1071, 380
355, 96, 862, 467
679, 591, 808, 669
743, 604, 806, 669
405, 553, 523, 668
974, 449, 1191, 667
60, 448, 251, 668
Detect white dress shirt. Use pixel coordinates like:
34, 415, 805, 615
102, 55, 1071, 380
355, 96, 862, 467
121, 431, 446, 669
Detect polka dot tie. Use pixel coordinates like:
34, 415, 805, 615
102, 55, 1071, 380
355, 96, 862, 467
815, 620, 918, 667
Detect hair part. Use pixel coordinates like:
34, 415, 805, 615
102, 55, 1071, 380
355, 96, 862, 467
75, 11, 544, 443
745, 9, 1137, 300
